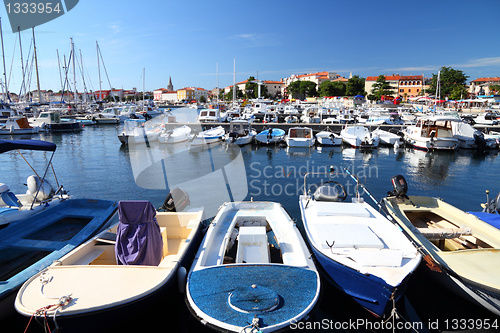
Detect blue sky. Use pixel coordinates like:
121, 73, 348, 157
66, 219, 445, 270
1, 0, 500, 95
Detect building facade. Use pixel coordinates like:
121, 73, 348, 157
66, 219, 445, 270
365, 75, 424, 99
469, 77, 500, 96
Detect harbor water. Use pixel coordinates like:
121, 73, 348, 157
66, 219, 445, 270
2, 107, 500, 332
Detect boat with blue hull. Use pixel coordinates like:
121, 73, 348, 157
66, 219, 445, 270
298, 170, 421, 318
0, 198, 117, 319
186, 201, 320, 332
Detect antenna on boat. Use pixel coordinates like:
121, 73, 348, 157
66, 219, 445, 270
343, 168, 382, 209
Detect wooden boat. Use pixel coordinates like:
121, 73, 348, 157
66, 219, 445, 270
190, 126, 225, 146
0, 198, 117, 320
382, 176, 500, 317
186, 201, 320, 332
254, 127, 285, 144
340, 125, 379, 148
159, 125, 192, 144
15, 200, 204, 332
225, 120, 256, 146
315, 130, 342, 146
0, 139, 72, 226
285, 127, 315, 147
299, 170, 421, 318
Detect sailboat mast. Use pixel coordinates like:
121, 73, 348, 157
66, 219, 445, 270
32, 27, 41, 103
97, 41, 102, 101
0, 18, 9, 102
143, 67, 145, 111
216, 62, 219, 108
71, 38, 76, 104
18, 27, 26, 101
233, 57, 236, 106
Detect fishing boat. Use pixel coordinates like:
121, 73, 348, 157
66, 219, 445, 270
285, 127, 315, 148
340, 125, 379, 148
15, 200, 204, 332
0, 116, 41, 135
0, 198, 117, 320
254, 127, 285, 145
158, 125, 192, 144
197, 108, 221, 123
225, 120, 256, 146
0, 139, 72, 226
190, 126, 225, 146
29, 110, 82, 132
315, 130, 342, 146
117, 119, 159, 145
402, 116, 459, 150
298, 170, 421, 318
186, 201, 321, 332
382, 176, 500, 317
371, 128, 403, 147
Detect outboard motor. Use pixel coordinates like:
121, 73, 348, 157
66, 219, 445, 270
159, 188, 190, 212
473, 132, 486, 150
388, 175, 408, 198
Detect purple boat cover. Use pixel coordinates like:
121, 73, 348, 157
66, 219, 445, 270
115, 200, 163, 266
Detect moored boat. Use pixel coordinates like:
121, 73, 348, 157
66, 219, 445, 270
190, 126, 225, 146
159, 125, 192, 144
340, 125, 379, 148
186, 201, 321, 332
382, 176, 500, 317
254, 127, 285, 145
285, 126, 315, 147
402, 116, 459, 150
0, 198, 118, 320
14, 200, 204, 332
315, 130, 342, 146
299, 170, 421, 318
118, 119, 159, 145
225, 120, 256, 146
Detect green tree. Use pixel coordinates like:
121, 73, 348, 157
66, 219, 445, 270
318, 81, 346, 97
345, 75, 366, 96
428, 66, 468, 98
199, 95, 206, 103
244, 76, 268, 99
287, 81, 317, 99
449, 85, 468, 100
370, 75, 394, 100
489, 84, 500, 94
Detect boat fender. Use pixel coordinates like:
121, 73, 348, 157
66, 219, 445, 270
26, 175, 53, 201
177, 266, 187, 294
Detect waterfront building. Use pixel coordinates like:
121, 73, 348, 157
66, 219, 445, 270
365, 75, 424, 100
469, 77, 500, 96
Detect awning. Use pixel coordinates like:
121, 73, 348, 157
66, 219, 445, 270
0, 139, 56, 154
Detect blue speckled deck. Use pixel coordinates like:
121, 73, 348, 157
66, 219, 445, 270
188, 264, 318, 329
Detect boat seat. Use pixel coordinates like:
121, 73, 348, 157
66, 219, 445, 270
417, 226, 472, 240
72, 248, 106, 265
236, 226, 270, 264
0, 190, 22, 208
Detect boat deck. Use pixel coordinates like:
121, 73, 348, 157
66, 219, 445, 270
187, 264, 318, 330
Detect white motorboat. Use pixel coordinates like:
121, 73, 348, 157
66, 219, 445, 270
474, 111, 499, 126
158, 125, 192, 144
197, 109, 221, 123
0, 139, 73, 226
315, 130, 342, 146
117, 119, 159, 145
402, 116, 459, 150
340, 125, 379, 148
29, 110, 82, 132
190, 126, 225, 146
186, 201, 321, 332
225, 120, 256, 146
450, 121, 497, 149
15, 200, 204, 332
0, 116, 41, 135
255, 128, 285, 144
372, 128, 403, 147
298, 170, 421, 318
96, 106, 125, 123
285, 127, 315, 147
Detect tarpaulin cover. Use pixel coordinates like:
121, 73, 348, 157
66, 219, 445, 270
0, 139, 56, 153
115, 200, 163, 266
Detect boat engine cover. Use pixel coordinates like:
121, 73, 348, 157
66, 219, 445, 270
390, 175, 408, 197
160, 188, 190, 212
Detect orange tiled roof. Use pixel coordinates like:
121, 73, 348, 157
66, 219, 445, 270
471, 77, 500, 82
366, 75, 423, 81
